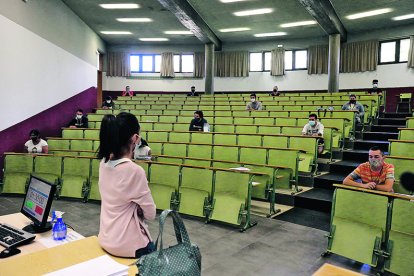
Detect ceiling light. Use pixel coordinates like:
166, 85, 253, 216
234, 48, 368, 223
100, 4, 140, 9
219, 27, 251, 32
346, 8, 393, 20
117, 18, 152, 22
220, 0, 249, 2
139, 38, 169, 41
254, 32, 287, 37
164, 31, 193, 35
101, 31, 132, 35
280, 20, 317, 28
392, 14, 414, 21
234, 8, 273, 17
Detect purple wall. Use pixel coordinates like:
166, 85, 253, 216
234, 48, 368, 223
0, 87, 97, 180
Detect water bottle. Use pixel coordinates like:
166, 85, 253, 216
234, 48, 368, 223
52, 211, 67, 240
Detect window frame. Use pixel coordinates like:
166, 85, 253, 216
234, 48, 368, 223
249, 52, 264, 72
378, 38, 410, 65
285, 49, 308, 71
130, 54, 161, 73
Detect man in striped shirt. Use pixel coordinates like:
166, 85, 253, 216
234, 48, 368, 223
343, 146, 394, 192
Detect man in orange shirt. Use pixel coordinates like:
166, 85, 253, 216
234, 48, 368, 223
343, 146, 394, 192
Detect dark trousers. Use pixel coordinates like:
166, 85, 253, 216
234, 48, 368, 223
135, 241, 156, 258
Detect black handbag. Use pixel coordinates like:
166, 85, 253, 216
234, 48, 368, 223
136, 209, 201, 276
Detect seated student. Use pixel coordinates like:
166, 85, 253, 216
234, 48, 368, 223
343, 146, 394, 192
342, 94, 365, 124
134, 138, 152, 160
102, 96, 115, 110
270, 85, 280, 96
98, 112, 156, 258
302, 113, 324, 154
122, 85, 134, 96
189, 110, 208, 131
246, 93, 263, 111
187, 86, 199, 96
24, 129, 48, 154
368, 79, 383, 95
68, 109, 88, 128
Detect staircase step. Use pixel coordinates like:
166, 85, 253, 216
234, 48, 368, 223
381, 112, 411, 118
342, 149, 369, 162
329, 160, 359, 174
313, 173, 347, 189
363, 132, 399, 141
294, 188, 333, 213
377, 118, 407, 125
353, 140, 389, 151
370, 125, 403, 133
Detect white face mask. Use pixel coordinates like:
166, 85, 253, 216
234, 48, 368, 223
76, 115, 82, 119
250, 98, 256, 103
309, 120, 316, 127
373, 83, 378, 88
106, 100, 111, 103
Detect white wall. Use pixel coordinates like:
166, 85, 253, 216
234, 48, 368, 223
103, 62, 414, 92
0, 14, 97, 131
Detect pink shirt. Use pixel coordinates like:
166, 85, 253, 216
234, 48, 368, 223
98, 158, 156, 257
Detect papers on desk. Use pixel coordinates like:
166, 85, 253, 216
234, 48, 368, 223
43, 255, 128, 276
229, 167, 251, 172
38, 231, 85, 248
252, 182, 261, 186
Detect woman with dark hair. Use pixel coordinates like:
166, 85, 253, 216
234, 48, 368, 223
24, 129, 48, 154
97, 112, 156, 258
189, 110, 208, 131
134, 138, 152, 160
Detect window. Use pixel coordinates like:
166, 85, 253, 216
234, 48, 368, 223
129, 54, 161, 73
379, 38, 410, 64
285, 50, 307, 70
173, 55, 180, 72
181, 54, 194, 73
264, 52, 271, 71
249, 52, 263, 71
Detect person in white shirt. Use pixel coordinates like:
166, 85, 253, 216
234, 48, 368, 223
134, 138, 152, 160
24, 129, 48, 154
302, 113, 324, 154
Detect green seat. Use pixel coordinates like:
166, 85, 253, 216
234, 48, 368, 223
163, 143, 186, 157
214, 117, 233, 124
172, 123, 188, 131
213, 146, 239, 161
389, 141, 414, 158
183, 158, 211, 167
268, 149, 299, 190
179, 167, 213, 218
262, 136, 288, 148
238, 134, 261, 147
386, 156, 414, 195
240, 147, 267, 164
276, 118, 297, 126
210, 171, 251, 228
234, 118, 253, 125
214, 134, 237, 145
188, 144, 212, 159
95, 109, 113, 115
258, 126, 281, 135
139, 122, 153, 131
71, 140, 93, 151
60, 157, 90, 200
235, 125, 257, 133
88, 159, 101, 201
159, 116, 177, 123
289, 137, 317, 174
149, 142, 163, 155
47, 139, 70, 150
169, 132, 190, 143
385, 199, 414, 275
84, 129, 100, 139
328, 188, 388, 266
153, 123, 173, 131
254, 117, 275, 125
2, 154, 33, 194
62, 129, 84, 139
33, 155, 62, 185
399, 129, 414, 140
148, 131, 168, 142
191, 132, 213, 144
213, 124, 235, 133
148, 163, 180, 210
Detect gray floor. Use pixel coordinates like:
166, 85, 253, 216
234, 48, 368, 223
0, 196, 377, 275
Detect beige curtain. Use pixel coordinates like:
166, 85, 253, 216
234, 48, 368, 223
215, 51, 249, 77
308, 45, 328, 74
340, 40, 378, 73
106, 52, 130, 77
270, 48, 285, 76
193, 52, 205, 78
160, 52, 175, 78
408, 36, 414, 68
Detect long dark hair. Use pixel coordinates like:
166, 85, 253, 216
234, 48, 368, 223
98, 112, 140, 162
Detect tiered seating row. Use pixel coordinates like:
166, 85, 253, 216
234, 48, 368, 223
328, 184, 414, 275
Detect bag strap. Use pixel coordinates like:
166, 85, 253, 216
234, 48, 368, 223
155, 209, 191, 251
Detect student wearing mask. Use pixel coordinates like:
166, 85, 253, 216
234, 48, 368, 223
342, 94, 365, 124
368, 79, 383, 95
122, 86, 134, 96
98, 112, 156, 258
134, 138, 152, 160
187, 86, 199, 96
302, 113, 324, 154
343, 146, 394, 192
68, 109, 89, 128
24, 129, 48, 154
102, 96, 115, 110
189, 110, 208, 131
246, 93, 263, 111
270, 86, 280, 96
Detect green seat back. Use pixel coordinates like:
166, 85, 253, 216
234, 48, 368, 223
33, 155, 62, 183
268, 149, 298, 173
60, 157, 90, 199
191, 133, 213, 144
71, 140, 93, 151
390, 142, 414, 158
235, 125, 257, 133
149, 163, 180, 189
84, 129, 100, 139
240, 147, 266, 164
173, 123, 188, 131
238, 134, 261, 147
214, 134, 237, 145
258, 126, 281, 135
163, 143, 186, 157
149, 142, 163, 155
386, 157, 413, 195
47, 139, 70, 150
153, 123, 173, 131
188, 144, 212, 159
169, 132, 190, 143
276, 118, 297, 126
214, 117, 233, 124
213, 146, 239, 161
234, 117, 253, 125
88, 158, 101, 200
62, 129, 84, 139
262, 136, 288, 148
213, 124, 235, 133
4, 154, 33, 173
399, 129, 414, 140
148, 131, 168, 142
254, 117, 274, 125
